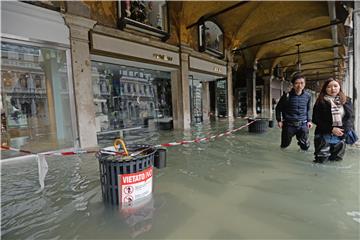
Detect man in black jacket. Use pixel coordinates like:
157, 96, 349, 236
275, 74, 313, 150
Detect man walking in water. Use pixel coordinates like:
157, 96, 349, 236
275, 74, 313, 150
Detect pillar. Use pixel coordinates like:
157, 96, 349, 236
353, 2, 360, 135
263, 75, 273, 119
343, 54, 353, 98
180, 52, 191, 129
226, 50, 234, 120
171, 49, 191, 129
64, 14, 97, 148
246, 62, 257, 117
202, 81, 210, 122
171, 70, 183, 129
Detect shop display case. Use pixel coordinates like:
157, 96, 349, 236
92, 62, 173, 143
1, 41, 74, 152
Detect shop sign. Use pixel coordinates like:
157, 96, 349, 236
91, 33, 180, 66
189, 56, 227, 76
153, 53, 173, 62
119, 166, 153, 203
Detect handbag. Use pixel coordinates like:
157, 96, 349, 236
345, 129, 359, 145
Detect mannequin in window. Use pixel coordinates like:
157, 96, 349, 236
19, 74, 28, 90
131, 1, 147, 23
124, 0, 131, 17
35, 75, 42, 89
10, 98, 22, 124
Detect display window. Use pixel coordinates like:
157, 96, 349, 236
198, 19, 224, 58
92, 61, 172, 144
1, 41, 75, 157
189, 77, 203, 123
216, 79, 227, 117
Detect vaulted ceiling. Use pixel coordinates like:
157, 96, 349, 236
171, 1, 350, 89
34, 1, 350, 90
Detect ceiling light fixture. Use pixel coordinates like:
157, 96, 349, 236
295, 43, 302, 73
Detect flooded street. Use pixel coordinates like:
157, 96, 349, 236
1, 119, 359, 239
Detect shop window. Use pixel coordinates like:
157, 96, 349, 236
92, 61, 172, 144
189, 77, 203, 123
256, 89, 262, 114
118, 0, 169, 41
198, 19, 224, 58
237, 89, 247, 117
1, 41, 75, 156
216, 79, 227, 117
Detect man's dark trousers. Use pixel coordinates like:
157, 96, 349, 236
281, 122, 310, 150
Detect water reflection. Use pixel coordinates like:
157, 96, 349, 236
120, 196, 155, 238
1, 119, 359, 239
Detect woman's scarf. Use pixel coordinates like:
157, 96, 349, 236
324, 95, 343, 127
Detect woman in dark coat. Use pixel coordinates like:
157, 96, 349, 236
312, 78, 355, 163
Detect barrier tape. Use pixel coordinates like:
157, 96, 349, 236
154, 120, 256, 148
1, 120, 257, 157
0, 145, 97, 156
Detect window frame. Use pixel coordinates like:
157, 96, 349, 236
117, 1, 170, 42
198, 18, 225, 58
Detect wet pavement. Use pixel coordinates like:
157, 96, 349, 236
1, 119, 359, 239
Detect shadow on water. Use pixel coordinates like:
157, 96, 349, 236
1, 119, 359, 239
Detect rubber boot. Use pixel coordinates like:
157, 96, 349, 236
329, 141, 346, 161
314, 136, 330, 163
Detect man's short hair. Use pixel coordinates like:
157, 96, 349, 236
291, 74, 305, 84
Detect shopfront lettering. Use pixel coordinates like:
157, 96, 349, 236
213, 66, 222, 73
153, 53, 173, 62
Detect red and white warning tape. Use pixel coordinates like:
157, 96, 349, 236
0, 145, 97, 156
1, 120, 256, 156
154, 120, 256, 148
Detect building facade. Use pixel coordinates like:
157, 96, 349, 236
1, 1, 357, 158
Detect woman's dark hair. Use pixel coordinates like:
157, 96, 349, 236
316, 78, 347, 104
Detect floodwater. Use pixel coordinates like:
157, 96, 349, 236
1, 119, 359, 239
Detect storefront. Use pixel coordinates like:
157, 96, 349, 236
188, 56, 227, 123
90, 31, 180, 145
1, 1, 76, 158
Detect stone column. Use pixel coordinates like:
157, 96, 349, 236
343, 54, 353, 98
171, 70, 183, 129
64, 14, 97, 148
353, 2, 360, 135
226, 52, 234, 121
263, 75, 273, 119
172, 51, 191, 129
180, 52, 191, 129
246, 62, 257, 117
202, 81, 210, 122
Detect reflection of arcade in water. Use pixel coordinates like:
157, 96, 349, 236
120, 196, 155, 239
92, 61, 172, 144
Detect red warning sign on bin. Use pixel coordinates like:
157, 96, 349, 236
119, 166, 153, 203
